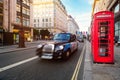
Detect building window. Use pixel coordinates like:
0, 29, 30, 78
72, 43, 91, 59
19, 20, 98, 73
115, 22, 119, 30
0, 7, 3, 14
16, 4, 20, 12
49, 18, 51, 22
23, 18, 27, 26
115, 31, 118, 36
34, 19, 36, 22
27, 10, 30, 15
115, 21, 120, 41
27, 20, 30, 26
16, 17, 20, 23
119, 21, 120, 29
26, 0, 30, 6
46, 18, 48, 22
23, 7, 26, 14
38, 19, 39, 22
23, 0, 27, 5
114, 4, 119, 13
42, 19, 44, 22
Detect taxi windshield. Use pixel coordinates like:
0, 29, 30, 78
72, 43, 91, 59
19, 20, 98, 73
53, 33, 70, 41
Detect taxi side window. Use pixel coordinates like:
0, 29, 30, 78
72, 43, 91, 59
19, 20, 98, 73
70, 35, 76, 42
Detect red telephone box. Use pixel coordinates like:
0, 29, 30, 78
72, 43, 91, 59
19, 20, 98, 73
91, 11, 114, 63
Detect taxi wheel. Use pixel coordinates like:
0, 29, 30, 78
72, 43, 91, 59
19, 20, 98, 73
62, 50, 70, 60
75, 46, 78, 51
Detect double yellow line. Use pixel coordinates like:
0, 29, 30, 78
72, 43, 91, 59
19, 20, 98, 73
71, 45, 86, 80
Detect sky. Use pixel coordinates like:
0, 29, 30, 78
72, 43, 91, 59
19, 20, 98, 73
61, 0, 94, 32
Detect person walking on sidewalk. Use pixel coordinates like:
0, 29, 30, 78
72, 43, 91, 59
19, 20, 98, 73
115, 36, 119, 46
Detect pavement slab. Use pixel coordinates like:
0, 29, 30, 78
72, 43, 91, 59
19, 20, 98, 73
84, 40, 120, 80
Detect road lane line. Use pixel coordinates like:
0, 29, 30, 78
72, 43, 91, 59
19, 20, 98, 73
71, 44, 86, 80
0, 56, 38, 73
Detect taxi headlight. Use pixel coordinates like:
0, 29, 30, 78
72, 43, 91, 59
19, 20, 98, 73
55, 45, 64, 52
37, 44, 42, 48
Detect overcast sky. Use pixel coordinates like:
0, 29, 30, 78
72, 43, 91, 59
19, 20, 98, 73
61, 0, 94, 32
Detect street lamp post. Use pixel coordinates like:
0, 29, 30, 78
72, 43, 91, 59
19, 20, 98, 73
19, 0, 25, 48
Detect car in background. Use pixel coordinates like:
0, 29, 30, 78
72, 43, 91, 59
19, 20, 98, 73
77, 35, 84, 42
36, 33, 78, 60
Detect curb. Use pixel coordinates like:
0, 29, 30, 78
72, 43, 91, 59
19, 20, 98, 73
0, 46, 36, 54
83, 41, 93, 80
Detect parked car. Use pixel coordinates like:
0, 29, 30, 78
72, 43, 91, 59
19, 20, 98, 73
36, 33, 78, 60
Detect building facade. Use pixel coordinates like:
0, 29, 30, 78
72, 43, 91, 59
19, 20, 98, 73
111, 0, 120, 43
92, 0, 100, 16
2, 0, 33, 45
92, 0, 120, 43
67, 15, 79, 34
33, 0, 68, 35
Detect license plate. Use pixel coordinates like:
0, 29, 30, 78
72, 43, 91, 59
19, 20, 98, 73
41, 54, 53, 59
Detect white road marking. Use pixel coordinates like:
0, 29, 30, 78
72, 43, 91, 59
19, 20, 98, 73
0, 56, 38, 72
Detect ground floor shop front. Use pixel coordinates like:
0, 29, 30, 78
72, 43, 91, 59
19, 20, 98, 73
13, 25, 33, 44
0, 27, 33, 46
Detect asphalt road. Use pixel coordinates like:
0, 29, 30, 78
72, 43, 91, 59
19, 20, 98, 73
0, 42, 84, 80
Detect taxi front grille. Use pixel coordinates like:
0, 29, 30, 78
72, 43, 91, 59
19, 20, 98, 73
42, 44, 54, 53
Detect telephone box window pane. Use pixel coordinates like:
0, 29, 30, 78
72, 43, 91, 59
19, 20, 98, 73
101, 26, 106, 32
99, 48, 108, 57
115, 22, 119, 30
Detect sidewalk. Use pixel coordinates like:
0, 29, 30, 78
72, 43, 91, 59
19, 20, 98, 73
83, 40, 120, 80
0, 40, 44, 54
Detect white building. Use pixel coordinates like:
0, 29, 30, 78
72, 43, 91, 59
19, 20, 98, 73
67, 15, 79, 34
33, 0, 68, 34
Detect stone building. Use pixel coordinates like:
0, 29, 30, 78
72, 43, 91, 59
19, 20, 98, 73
33, 0, 68, 35
1, 0, 33, 45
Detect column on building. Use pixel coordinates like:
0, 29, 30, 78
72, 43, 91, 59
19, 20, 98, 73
0, 0, 3, 46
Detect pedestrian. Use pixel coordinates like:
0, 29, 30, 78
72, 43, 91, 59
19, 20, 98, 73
115, 36, 118, 43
